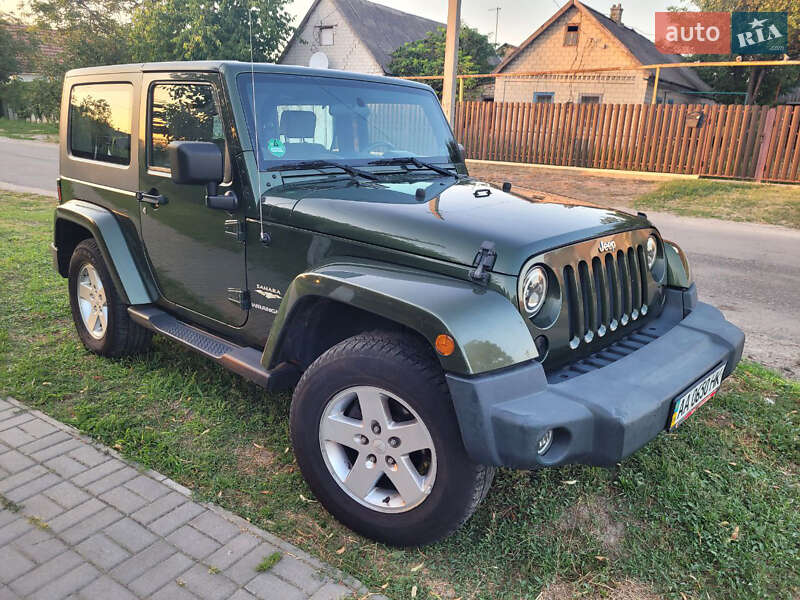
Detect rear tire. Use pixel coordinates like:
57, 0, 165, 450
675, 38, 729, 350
68, 238, 152, 357
290, 331, 494, 546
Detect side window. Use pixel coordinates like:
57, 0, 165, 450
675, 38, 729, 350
149, 83, 224, 170
579, 94, 602, 104
318, 25, 334, 46
564, 23, 580, 46
69, 83, 132, 165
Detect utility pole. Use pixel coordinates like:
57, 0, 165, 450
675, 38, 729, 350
441, 0, 461, 124
489, 6, 501, 47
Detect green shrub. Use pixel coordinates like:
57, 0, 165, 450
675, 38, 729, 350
0, 77, 61, 122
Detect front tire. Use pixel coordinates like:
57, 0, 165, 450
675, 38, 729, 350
68, 238, 152, 357
290, 332, 494, 546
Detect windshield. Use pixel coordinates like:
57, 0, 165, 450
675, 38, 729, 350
237, 73, 460, 170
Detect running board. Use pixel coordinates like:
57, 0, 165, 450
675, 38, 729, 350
127, 305, 300, 391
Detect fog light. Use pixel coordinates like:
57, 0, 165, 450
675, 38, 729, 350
537, 429, 554, 456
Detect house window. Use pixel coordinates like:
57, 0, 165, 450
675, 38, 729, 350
534, 92, 555, 103
564, 23, 579, 46
318, 26, 334, 46
579, 94, 602, 104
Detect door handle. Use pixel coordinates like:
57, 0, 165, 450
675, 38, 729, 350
136, 190, 168, 207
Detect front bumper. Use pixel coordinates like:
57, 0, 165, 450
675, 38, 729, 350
446, 286, 744, 469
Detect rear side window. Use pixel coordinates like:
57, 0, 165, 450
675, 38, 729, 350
69, 83, 133, 165
148, 83, 224, 170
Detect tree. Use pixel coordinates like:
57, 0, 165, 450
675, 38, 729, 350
0, 16, 22, 83
129, 0, 294, 63
389, 25, 497, 97
672, 0, 799, 104
26, 0, 137, 76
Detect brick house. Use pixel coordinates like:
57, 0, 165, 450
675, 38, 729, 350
493, 1, 713, 105
279, 0, 443, 75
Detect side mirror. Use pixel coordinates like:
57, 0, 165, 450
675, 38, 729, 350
168, 141, 237, 211
457, 143, 466, 162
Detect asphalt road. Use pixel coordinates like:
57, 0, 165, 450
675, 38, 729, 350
2, 136, 799, 378
642, 211, 800, 380
0, 136, 59, 196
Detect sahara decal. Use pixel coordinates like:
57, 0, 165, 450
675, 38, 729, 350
252, 284, 282, 314
254, 284, 283, 300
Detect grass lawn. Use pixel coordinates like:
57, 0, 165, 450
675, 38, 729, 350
0, 117, 59, 142
1, 191, 798, 599
635, 179, 800, 229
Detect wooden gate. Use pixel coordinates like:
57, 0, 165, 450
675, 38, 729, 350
453, 102, 800, 183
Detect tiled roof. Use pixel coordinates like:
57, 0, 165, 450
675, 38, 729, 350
580, 3, 710, 92
282, 0, 444, 74
2, 22, 63, 72
334, 0, 444, 73
495, 0, 711, 93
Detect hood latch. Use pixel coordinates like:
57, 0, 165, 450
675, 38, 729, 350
469, 241, 497, 285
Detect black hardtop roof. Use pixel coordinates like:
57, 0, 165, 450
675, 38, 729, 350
64, 60, 432, 91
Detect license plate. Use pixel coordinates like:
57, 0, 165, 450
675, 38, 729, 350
668, 363, 726, 431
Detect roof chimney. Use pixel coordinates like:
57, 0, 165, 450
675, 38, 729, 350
610, 3, 623, 24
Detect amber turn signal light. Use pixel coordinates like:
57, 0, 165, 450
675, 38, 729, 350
435, 334, 455, 356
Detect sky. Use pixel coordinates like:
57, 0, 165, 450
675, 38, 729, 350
287, 0, 674, 44
0, 0, 675, 44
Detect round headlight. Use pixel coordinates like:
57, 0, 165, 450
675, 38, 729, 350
522, 266, 548, 315
646, 235, 658, 269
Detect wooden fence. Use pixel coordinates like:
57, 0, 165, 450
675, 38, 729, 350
453, 102, 800, 183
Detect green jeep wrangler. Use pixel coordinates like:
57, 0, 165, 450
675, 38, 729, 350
52, 61, 744, 546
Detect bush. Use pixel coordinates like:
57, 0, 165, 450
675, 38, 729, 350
0, 77, 62, 122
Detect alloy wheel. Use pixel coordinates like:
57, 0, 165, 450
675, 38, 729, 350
76, 263, 108, 340
318, 386, 437, 513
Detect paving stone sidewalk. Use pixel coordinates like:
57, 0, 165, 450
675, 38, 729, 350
0, 397, 384, 600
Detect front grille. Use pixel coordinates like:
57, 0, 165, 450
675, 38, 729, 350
562, 245, 650, 349
521, 228, 665, 370
547, 318, 675, 383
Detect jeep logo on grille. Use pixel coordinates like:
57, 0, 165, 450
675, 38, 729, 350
598, 240, 616, 253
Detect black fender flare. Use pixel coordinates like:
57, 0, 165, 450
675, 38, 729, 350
262, 260, 538, 376
53, 200, 154, 305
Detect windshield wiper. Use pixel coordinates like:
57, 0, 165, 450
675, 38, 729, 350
368, 157, 459, 179
266, 159, 378, 182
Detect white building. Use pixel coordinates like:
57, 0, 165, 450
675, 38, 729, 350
279, 0, 443, 75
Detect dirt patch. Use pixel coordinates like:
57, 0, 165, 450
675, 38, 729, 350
236, 444, 277, 476
538, 578, 662, 600
556, 496, 626, 558
467, 162, 660, 209
419, 569, 460, 600
700, 411, 734, 430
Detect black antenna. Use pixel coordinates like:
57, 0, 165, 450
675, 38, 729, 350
248, 3, 269, 244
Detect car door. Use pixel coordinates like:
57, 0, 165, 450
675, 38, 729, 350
138, 74, 247, 327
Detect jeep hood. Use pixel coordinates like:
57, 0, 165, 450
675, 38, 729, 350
268, 178, 648, 275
